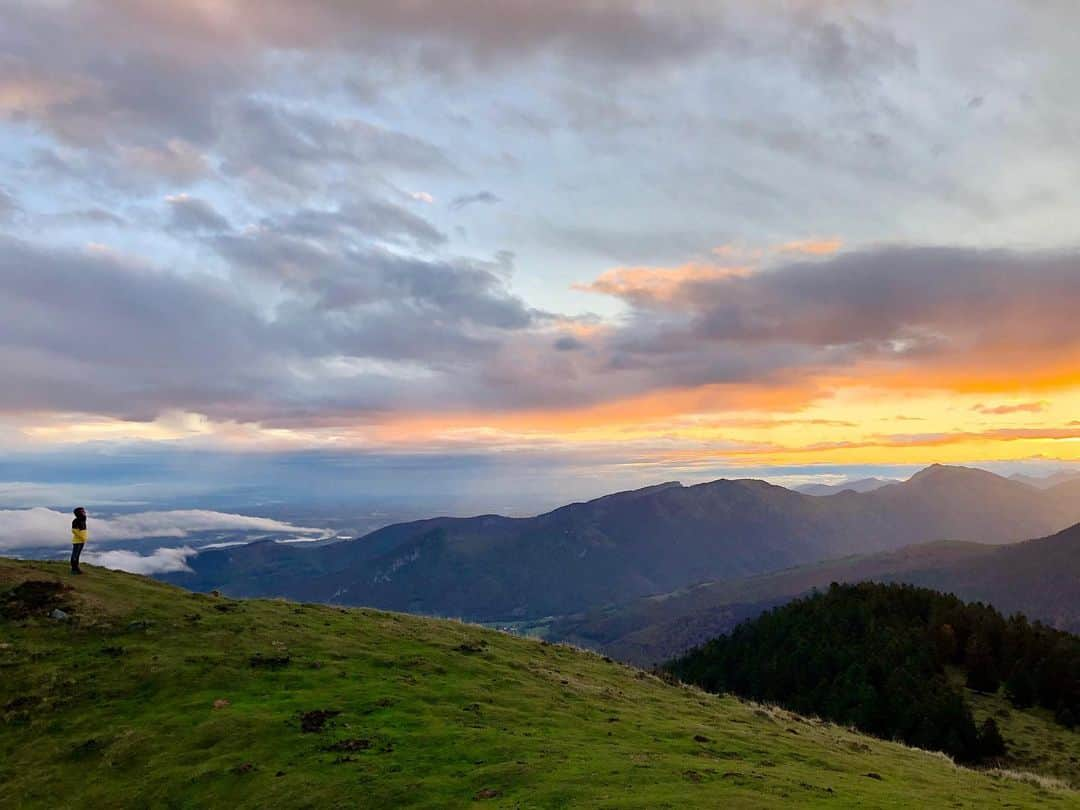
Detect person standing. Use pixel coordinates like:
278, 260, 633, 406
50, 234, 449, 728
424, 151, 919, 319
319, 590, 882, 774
71, 507, 88, 575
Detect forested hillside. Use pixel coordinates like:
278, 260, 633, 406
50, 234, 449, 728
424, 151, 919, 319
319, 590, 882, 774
668, 583, 1080, 769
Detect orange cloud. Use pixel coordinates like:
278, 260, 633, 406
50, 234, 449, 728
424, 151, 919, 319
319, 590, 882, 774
776, 238, 843, 256
574, 262, 750, 304
973, 401, 1049, 415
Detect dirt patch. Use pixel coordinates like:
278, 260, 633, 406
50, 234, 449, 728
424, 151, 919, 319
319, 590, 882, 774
71, 738, 103, 758
455, 640, 488, 654
326, 738, 371, 752
1, 580, 71, 619
300, 709, 341, 733
474, 788, 501, 800
4, 695, 41, 712
250, 653, 291, 669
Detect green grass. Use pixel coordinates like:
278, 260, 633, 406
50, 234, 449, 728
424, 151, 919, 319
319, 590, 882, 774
1, 560, 1077, 809
959, 677, 1080, 789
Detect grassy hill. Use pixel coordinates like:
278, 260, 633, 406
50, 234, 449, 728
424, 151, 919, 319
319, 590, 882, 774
1, 560, 1077, 809
956, 673, 1080, 788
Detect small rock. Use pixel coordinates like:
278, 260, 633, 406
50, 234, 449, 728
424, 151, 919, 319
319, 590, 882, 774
50, 608, 69, 621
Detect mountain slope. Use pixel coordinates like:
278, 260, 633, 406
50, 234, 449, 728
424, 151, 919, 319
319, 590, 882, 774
165, 465, 1080, 622
798, 477, 897, 496
666, 582, 1080, 782
1, 560, 1074, 809
552, 523, 1080, 665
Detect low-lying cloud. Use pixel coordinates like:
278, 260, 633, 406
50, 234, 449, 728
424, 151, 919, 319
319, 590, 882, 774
82, 546, 197, 575
0, 508, 325, 551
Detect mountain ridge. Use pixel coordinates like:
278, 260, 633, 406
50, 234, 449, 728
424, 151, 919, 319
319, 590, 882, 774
550, 522, 1080, 665
165, 464, 1080, 623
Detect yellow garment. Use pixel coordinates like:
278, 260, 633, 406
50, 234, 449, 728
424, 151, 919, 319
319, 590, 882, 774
72, 528, 88, 545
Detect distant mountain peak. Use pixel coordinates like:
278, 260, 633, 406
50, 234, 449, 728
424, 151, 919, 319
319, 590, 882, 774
907, 463, 1005, 484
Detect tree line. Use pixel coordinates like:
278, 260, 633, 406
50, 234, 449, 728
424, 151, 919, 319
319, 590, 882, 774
666, 582, 1079, 764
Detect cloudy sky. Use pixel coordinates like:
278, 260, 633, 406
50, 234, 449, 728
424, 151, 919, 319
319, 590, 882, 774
2, 0, 1079, 507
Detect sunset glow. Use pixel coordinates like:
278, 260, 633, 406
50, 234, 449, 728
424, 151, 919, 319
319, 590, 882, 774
2, 1, 1079, 500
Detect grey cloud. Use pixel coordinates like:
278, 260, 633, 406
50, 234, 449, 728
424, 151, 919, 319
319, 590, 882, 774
57, 208, 127, 227
271, 200, 446, 248
587, 246, 1080, 393
450, 191, 501, 211
0, 234, 542, 421
553, 335, 585, 351
0, 187, 17, 221
3, 234, 1079, 427
0, 237, 279, 420
218, 101, 450, 191
217, 225, 535, 330
794, 17, 916, 86
167, 195, 230, 232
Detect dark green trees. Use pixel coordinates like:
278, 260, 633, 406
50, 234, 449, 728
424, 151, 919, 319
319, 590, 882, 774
667, 582, 1079, 765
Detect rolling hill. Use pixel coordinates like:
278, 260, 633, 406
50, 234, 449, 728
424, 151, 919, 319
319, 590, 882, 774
1, 559, 1075, 808
666, 582, 1080, 784
164, 465, 1080, 623
548, 522, 1080, 666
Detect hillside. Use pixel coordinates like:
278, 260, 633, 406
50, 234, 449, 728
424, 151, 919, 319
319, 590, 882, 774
667, 583, 1080, 782
550, 523, 1080, 665
164, 465, 1080, 622
2, 561, 1076, 808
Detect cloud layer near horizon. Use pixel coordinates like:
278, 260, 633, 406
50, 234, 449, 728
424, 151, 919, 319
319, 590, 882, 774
0, 508, 325, 551
3, 237, 1078, 425
2, 1, 1080, 474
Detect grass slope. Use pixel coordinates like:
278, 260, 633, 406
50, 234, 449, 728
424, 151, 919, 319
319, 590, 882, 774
1, 560, 1076, 809
951, 673, 1080, 789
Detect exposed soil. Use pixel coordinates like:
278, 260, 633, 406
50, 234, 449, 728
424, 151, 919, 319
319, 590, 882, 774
300, 709, 341, 733
1, 580, 71, 619
326, 738, 371, 752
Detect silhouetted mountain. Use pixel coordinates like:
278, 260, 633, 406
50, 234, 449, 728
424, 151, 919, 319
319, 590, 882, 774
1009, 469, 1080, 489
797, 477, 897, 495
164, 465, 1080, 623
551, 522, 1080, 665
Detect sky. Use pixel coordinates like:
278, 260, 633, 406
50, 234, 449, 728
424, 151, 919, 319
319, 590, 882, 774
2, 0, 1079, 512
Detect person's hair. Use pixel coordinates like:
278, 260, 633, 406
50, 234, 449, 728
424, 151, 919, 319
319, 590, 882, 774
73, 507, 86, 515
